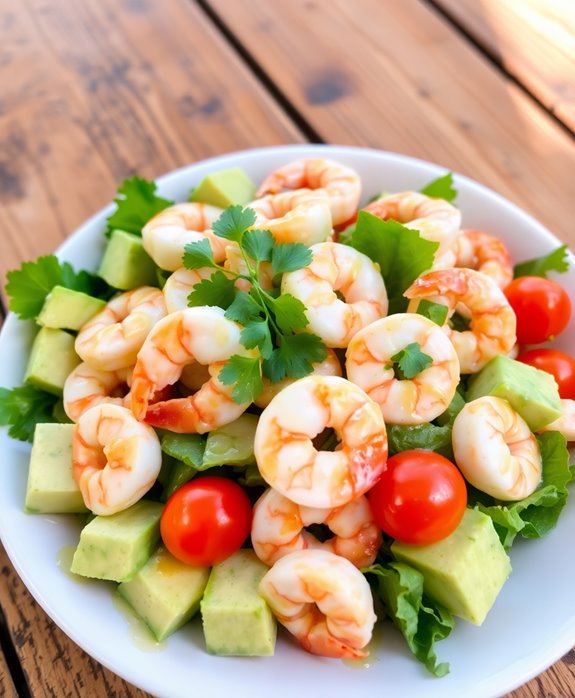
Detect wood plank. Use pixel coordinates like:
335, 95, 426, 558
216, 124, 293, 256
0, 637, 18, 698
204, 0, 575, 250
432, 0, 575, 132
0, 0, 303, 300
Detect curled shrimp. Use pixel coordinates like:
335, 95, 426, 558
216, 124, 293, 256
539, 399, 575, 441
130, 306, 254, 433
162, 267, 216, 314
256, 158, 361, 226
452, 396, 542, 500
251, 487, 381, 568
73, 403, 162, 515
281, 242, 388, 348
254, 375, 388, 509
259, 549, 376, 659
63, 363, 131, 422
346, 313, 460, 425
453, 228, 513, 289
364, 191, 461, 258
75, 287, 167, 371
405, 268, 516, 373
142, 203, 227, 271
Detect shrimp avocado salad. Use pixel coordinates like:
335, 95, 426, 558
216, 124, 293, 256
1, 159, 574, 677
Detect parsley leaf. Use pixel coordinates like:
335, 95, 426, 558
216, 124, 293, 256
106, 176, 173, 237
0, 385, 59, 442
267, 294, 309, 334
241, 321, 273, 359
420, 173, 457, 203
183, 239, 216, 270
242, 229, 274, 263
187, 271, 237, 309
218, 355, 263, 404
263, 333, 327, 382
513, 245, 569, 279
271, 243, 312, 274
212, 205, 256, 243
415, 299, 449, 326
224, 291, 262, 325
390, 343, 433, 380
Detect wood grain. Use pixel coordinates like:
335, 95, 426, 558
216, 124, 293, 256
0, 638, 18, 698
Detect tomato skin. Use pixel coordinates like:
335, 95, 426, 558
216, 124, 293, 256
367, 450, 467, 545
504, 276, 571, 345
517, 348, 575, 399
160, 476, 252, 567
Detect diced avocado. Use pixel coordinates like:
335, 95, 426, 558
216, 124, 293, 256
202, 414, 259, 468
24, 327, 81, 395
201, 549, 276, 655
37, 286, 106, 331
392, 508, 511, 625
98, 229, 158, 290
190, 168, 257, 208
118, 546, 209, 641
70, 500, 163, 582
467, 355, 562, 431
25, 423, 87, 514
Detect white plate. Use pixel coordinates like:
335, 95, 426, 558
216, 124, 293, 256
1, 145, 574, 698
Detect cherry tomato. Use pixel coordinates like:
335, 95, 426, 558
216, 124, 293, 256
504, 276, 571, 346
160, 476, 252, 567
367, 450, 467, 545
517, 348, 575, 399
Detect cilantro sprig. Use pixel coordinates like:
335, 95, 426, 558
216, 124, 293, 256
513, 245, 570, 279
0, 385, 59, 442
387, 343, 433, 380
106, 176, 174, 237
420, 172, 457, 203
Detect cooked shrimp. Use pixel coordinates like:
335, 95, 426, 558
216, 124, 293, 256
453, 228, 513, 289
254, 375, 388, 508
63, 362, 130, 422
256, 158, 361, 226
75, 287, 167, 371
405, 268, 516, 373
259, 549, 376, 659
130, 306, 254, 433
364, 191, 461, 258
249, 189, 332, 247
142, 203, 227, 271
539, 399, 575, 441
252, 487, 381, 568
346, 313, 460, 425
73, 403, 162, 515
281, 242, 388, 348
162, 267, 218, 314
452, 396, 542, 500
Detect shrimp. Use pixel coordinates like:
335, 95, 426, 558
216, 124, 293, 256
364, 191, 461, 258
453, 228, 513, 289
346, 313, 460, 425
539, 399, 575, 441
256, 158, 361, 226
258, 549, 376, 659
281, 242, 388, 348
162, 267, 216, 314
254, 375, 388, 508
129, 306, 254, 433
452, 396, 542, 500
72, 403, 162, 515
251, 487, 381, 568
404, 268, 516, 373
142, 203, 227, 271
63, 362, 130, 422
75, 287, 167, 371
223, 242, 274, 292
249, 189, 332, 247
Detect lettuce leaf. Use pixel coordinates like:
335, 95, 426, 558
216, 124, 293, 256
420, 173, 457, 203
388, 423, 453, 458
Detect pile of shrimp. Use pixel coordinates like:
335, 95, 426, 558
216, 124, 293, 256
65, 156, 571, 659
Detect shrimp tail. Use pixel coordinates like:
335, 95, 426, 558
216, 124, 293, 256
144, 397, 204, 433
303, 624, 368, 659
404, 269, 468, 299
129, 377, 156, 420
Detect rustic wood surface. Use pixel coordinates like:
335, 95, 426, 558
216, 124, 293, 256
0, 0, 574, 696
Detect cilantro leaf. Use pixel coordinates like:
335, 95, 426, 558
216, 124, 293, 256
415, 299, 449, 326
212, 205, 256, 243
264, 333, 327, 382
187, 271, 237, 309
271, 242, 312, 274
241, 321, 273, 359
420, 173, 457, 203
183, 239, 216, 270
106, 176, 173, 237
267, 294, 309, 334
390, 343, 433, 380
242, 229, 274, 263
224, 291, 262, 325
0, 385, 59, 442
218, 355, 263, 404
513, 245, 569, 279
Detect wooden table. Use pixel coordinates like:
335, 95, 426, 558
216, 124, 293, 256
0, 0, 574, 695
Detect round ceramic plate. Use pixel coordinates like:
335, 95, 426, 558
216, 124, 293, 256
1, 145, 574, 698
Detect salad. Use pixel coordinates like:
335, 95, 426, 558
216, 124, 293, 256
0, 152, 574, 681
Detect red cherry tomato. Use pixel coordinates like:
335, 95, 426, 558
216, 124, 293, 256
367, 450, 467, 545
160, 476, 252, 567
516, 348, 575, 399
504, 276, 571, 346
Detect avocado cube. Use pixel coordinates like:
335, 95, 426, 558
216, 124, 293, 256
37, 286, 106, 331
202, 413, 259, 468
201, 550, 276, 655
392, 508, 511, 626
24, 327, 81, 396
70, 500, 163, 582
190, 168, 257, 208
118, 546, 209, 641
467, 355, 562, 431
25, 423, 87, 514
98, 229, 158, 290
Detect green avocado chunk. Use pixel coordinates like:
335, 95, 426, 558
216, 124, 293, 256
25, 423, 87, 514
37, 286, 106, 331
202, 413, 259, 468
70, 500, 163, 582
201, 549, 276, 656
190, 168, 257, 208
118, 546, 210, 641
392, 508, 511, 626
466, 354, 562, 431
24, 327, 81, 396
98, 229, 158, 290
